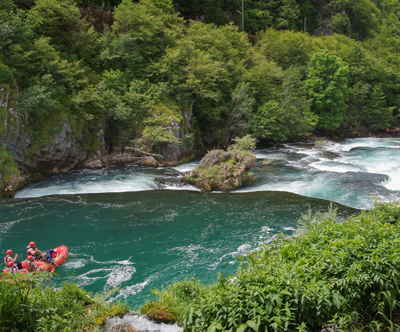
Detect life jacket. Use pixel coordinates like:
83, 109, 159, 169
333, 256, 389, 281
26, 245, 36, 256
4, 255, 11, 265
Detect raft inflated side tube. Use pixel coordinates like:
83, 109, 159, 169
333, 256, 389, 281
1, 245, 68, 275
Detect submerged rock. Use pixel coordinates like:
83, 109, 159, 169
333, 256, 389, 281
181, 150, 256, 191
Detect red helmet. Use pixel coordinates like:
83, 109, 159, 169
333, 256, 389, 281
27, 255, 33, 261
29, 242, 35, 247
6, 250, 12, 255
7, 261, 13, 267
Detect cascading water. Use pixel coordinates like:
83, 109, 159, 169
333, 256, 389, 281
16, 137, 400, 209
3, 138, 400, 331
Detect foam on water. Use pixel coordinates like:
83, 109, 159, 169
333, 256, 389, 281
244, 138, 400, 208
16, 170, 159, 198
112, 278, 153, 300
309, 160, 364, 173
106, 315, 183, 332
163, 183, 200, 191
172, 161, 199, 173
328, 137, 400, 153
105, 266, 137, 289
63, 260, 86, 269
11, 137, 400, 209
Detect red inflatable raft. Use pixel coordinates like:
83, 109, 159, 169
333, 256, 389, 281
2, 245, 68, 275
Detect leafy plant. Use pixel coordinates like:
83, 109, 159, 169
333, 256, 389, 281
227, 135, 257, 151
0, 274, 128, 332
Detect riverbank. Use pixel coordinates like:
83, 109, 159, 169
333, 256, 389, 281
141, 201, 400, 331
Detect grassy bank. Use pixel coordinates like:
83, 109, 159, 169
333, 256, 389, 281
0, 272, 128, 332
142, 201, 400, 331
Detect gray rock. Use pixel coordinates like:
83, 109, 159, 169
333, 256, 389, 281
0, 88, 195, 196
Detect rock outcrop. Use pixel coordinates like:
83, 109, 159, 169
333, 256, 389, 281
181, 150, 256, 191
0, 84, 195, 197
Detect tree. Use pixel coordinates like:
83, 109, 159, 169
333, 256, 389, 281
225, 83, 255, 142
256, 29, 318, 70
27, 0, 100, 63
364, 84, 394, 129
101, 0, 182, 75
252, 100, 289, 141
279, 68, 316, 136
305, 50, 349, 131
252, 69, 316, 142
97, 71, 169, 121
18, 74, 58, 116
159, 22, 253, 133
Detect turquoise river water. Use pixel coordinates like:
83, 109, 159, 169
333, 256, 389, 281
1, 138, 400, 310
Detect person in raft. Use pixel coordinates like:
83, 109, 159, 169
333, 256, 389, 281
25, 256, 37, 272
4, 249, 23, 269
26, 242, 45, 262
7, 261, 18, 272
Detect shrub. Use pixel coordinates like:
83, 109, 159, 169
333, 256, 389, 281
228, 135, 257, 151
141, 277, 202, 323
0, 274, 128, 332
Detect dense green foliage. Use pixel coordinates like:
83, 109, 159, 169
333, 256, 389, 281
144, 201, 400, 331
305, 50, 349, 131
2, 0, 400, 162
0, 273, 128, 331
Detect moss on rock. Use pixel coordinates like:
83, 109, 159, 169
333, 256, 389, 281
181, 150, 256, 191
140, 303, 180, 325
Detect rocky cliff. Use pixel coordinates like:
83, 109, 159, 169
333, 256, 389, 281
0, 83, 195, 197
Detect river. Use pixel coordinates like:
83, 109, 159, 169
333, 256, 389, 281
1, 138, 400, 311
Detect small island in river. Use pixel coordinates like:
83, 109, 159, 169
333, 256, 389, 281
181, 149, 257, 191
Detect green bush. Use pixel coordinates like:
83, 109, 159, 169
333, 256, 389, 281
141, 277, 203, 322
0, 273, 128, 332
227, 135, 257, 151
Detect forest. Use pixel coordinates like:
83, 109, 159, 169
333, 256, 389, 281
1, 0, 400, 177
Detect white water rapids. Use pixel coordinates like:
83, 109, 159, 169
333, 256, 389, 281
16, 138, 400, 209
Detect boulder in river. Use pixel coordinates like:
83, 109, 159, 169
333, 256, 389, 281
181, 149, 256, 191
